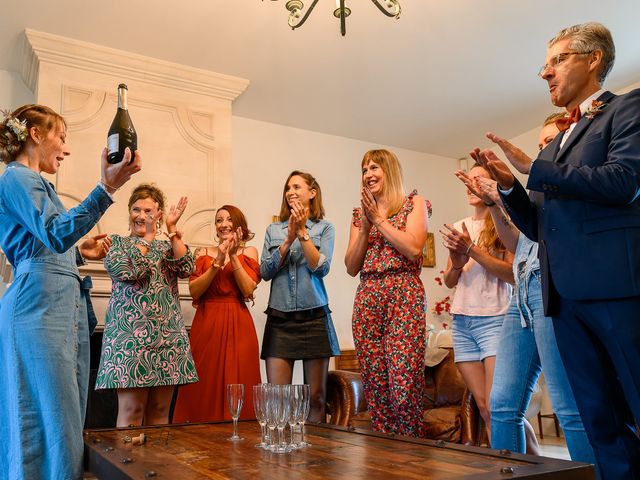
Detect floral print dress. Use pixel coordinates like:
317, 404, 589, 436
351, 190, 427, 437
95, 235, 198, 389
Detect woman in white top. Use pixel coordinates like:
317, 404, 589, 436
440, 163, 513, 440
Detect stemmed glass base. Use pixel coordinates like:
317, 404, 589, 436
227, 384, 245, 441
296, 423, 311, 448
227, 419, 244, 441
254, 424, 268, 448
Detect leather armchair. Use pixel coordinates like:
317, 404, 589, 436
326, 348, 485, 445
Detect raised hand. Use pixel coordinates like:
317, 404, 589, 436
101, 147, 142, 193
290, 200, 309, 232
166, 196, 188, 233
454, 169, 487, 202
471, 148, 516, 190
227, 228, 242, 256
486, 132, 533, 174
217, 237, 231, 265
473, 176, 502, 206
79, 233, 112, 261
440, 222, 474, 256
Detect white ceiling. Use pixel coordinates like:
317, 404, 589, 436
1, 0, 639, 159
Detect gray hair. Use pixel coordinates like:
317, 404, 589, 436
549, 22, 615, 84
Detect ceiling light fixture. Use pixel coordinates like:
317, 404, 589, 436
265, 0, 402, 36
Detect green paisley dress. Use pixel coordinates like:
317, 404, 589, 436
95, 235, 198, 389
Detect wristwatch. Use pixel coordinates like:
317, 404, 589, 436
298, 232, 310, 242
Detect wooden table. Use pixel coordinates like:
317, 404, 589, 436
84, 422, 594, 479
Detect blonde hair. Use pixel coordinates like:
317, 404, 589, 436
361, 149, 405, 216
543, 112, 567, 126
278, 171, 325, 222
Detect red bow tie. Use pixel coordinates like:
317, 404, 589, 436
555, 106, 582, 132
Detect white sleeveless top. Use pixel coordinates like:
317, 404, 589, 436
450, 216, 512, 316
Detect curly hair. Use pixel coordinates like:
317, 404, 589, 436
0, 104, 65, 164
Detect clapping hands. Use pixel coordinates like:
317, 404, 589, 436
166, 196, 188, 239
470, 147, 517, 190
361, 187, 384, 228
440, 222, 473, 269
216, 227, 243, 264
79, 233, 112, 261
454, 170, 501, 207
287, 200, 310, 241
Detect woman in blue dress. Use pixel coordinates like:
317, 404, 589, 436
0, 104, 141, 479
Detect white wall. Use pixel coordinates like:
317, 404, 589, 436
231, 116, 470, 380
0, 70, 34, 110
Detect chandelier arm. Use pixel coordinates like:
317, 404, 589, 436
369, 0, 401, 18
339, 0, 346, 36
288, 0, 323, 29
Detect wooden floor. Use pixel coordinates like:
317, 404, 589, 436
84, 422, 594, 479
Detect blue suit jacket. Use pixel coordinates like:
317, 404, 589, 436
501, 89, 640, 315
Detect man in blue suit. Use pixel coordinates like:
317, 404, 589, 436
473, 22, 640, 479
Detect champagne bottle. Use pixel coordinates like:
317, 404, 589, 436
107, 83, 137, 164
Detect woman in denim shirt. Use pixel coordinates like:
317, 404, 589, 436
0, 104, 141, 479
463, 114, 595, 468
260, 170, 339, 422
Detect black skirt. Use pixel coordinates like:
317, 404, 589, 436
261, 306, 341, 360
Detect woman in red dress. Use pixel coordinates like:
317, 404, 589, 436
173, 205, 262, 422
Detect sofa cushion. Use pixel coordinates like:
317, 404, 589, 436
423, 406, 461, 443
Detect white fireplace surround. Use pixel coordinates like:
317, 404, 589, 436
18, 29, 250, 326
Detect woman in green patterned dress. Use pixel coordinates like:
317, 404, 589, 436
95, 183, 198, 426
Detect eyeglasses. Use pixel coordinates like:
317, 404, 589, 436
538, 51, 593, 77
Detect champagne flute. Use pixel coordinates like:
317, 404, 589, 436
253, 384, 269, 448
288, 385, 302, 449
227, 384, 244, 441
273, 385, 291, 453
265, 385, 278, 451
297, 384, 311, 447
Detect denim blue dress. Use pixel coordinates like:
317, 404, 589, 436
0, 162, 113, 479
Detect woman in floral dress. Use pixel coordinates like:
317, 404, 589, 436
345, 149, 430, 437
95, 183, 197, 427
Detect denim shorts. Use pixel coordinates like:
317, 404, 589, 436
452, 314, 504, 362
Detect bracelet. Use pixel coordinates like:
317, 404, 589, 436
483, 200, 496, 207
451, 263, 464, 271
465, 242, 474, 255
375, 218, 386, 227
165, 231, 178, 240
212, 262, 223, 269
100, 180, 119, 193
232, 266, 242, 272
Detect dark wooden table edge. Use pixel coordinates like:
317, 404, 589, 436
84, 421, 596, 480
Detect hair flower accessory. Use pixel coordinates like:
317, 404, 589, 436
1, 110, 28, 142
584, 100, 606, 120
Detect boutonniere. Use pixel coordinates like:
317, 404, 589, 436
584, 100, 606, 120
